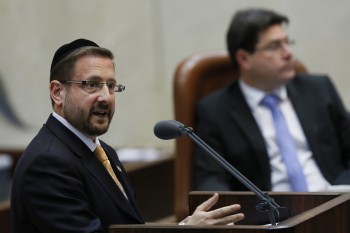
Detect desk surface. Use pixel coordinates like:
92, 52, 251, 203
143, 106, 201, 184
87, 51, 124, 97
122, 149, 173, 173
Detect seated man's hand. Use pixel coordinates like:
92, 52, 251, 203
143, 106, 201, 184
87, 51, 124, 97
180, 193, 244, 225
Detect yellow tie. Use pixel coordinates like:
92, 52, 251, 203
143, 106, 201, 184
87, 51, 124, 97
94, 145, 128, 199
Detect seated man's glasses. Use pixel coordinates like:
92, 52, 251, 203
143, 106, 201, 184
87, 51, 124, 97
61, 80, 125, 93
255, 38, 295, 53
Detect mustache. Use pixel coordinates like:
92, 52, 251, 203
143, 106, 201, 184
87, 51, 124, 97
94, 102, 110, 111
90, 102, 114, 118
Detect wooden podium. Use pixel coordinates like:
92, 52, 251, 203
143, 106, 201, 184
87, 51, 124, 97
109, 191, 350, 233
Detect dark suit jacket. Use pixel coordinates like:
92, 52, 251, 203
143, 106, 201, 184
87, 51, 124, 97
11, 114, 144, 233
194, 74, 350, 191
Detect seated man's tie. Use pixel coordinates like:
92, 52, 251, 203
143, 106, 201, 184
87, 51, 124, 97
260, 94, 308, 191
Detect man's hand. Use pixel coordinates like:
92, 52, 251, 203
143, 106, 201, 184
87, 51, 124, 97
180, 193, 244, 225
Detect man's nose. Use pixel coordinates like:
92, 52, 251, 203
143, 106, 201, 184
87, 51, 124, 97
97, 84, 112, 98
281, 43, 293, 58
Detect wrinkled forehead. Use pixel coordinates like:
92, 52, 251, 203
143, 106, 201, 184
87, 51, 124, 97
72, 55, 116, 80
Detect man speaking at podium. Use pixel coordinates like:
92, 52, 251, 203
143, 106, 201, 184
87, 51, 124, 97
194, 8, 350, 192
11, 39, 244, 233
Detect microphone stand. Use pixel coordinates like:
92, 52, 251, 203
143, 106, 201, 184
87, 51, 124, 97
183, 126, 284, 225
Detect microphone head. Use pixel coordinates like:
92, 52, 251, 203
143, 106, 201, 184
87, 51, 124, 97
154, 120, 186, 140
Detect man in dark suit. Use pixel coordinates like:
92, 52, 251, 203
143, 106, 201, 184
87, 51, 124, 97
194, 8, 350, 192
11, 39, 244, 233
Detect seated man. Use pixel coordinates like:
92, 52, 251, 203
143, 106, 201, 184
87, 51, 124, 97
194, 8, 350, 192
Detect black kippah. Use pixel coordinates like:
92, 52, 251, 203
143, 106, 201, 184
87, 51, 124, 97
50, 38, 99, 71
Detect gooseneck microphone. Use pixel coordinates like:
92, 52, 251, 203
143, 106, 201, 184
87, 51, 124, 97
153, 120, 190, 140
154, 120, 288, 226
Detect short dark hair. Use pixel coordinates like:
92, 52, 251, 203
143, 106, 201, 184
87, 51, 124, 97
226, 8, 289, 70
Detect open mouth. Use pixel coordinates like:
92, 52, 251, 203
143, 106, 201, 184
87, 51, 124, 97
93, 110, 108, 117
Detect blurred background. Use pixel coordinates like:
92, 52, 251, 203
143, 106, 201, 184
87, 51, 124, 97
1, 0, 350, 151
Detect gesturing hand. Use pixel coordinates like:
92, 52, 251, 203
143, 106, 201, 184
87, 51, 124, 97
180, 193, 244, 225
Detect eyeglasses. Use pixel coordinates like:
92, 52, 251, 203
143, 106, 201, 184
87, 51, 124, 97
61, 80, 125, 93
255, 38, 295, 53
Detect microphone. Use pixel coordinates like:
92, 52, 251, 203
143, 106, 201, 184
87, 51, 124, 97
153, 120, 190, 140
154, 120, 288, 226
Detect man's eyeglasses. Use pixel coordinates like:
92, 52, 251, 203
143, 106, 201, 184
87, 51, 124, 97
61, 80, 125, 93
255, 38, 295, 53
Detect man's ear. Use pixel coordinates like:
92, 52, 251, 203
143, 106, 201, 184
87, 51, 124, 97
50, 80, 65, 106
235, 49, 251, 70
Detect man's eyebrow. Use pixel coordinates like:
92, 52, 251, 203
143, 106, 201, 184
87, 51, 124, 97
267, 37, 290, 43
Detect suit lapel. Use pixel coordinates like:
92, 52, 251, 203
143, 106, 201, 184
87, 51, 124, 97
82, 148, 143, 221
287, 78, 320, 158
46, 115, 143, 222
227, 83, 271, 184
102, 144, 144, 221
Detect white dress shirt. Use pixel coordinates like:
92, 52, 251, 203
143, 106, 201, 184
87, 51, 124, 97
239, 80, 330, 191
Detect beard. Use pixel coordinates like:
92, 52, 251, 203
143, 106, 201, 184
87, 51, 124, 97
63, 98, 114, 137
